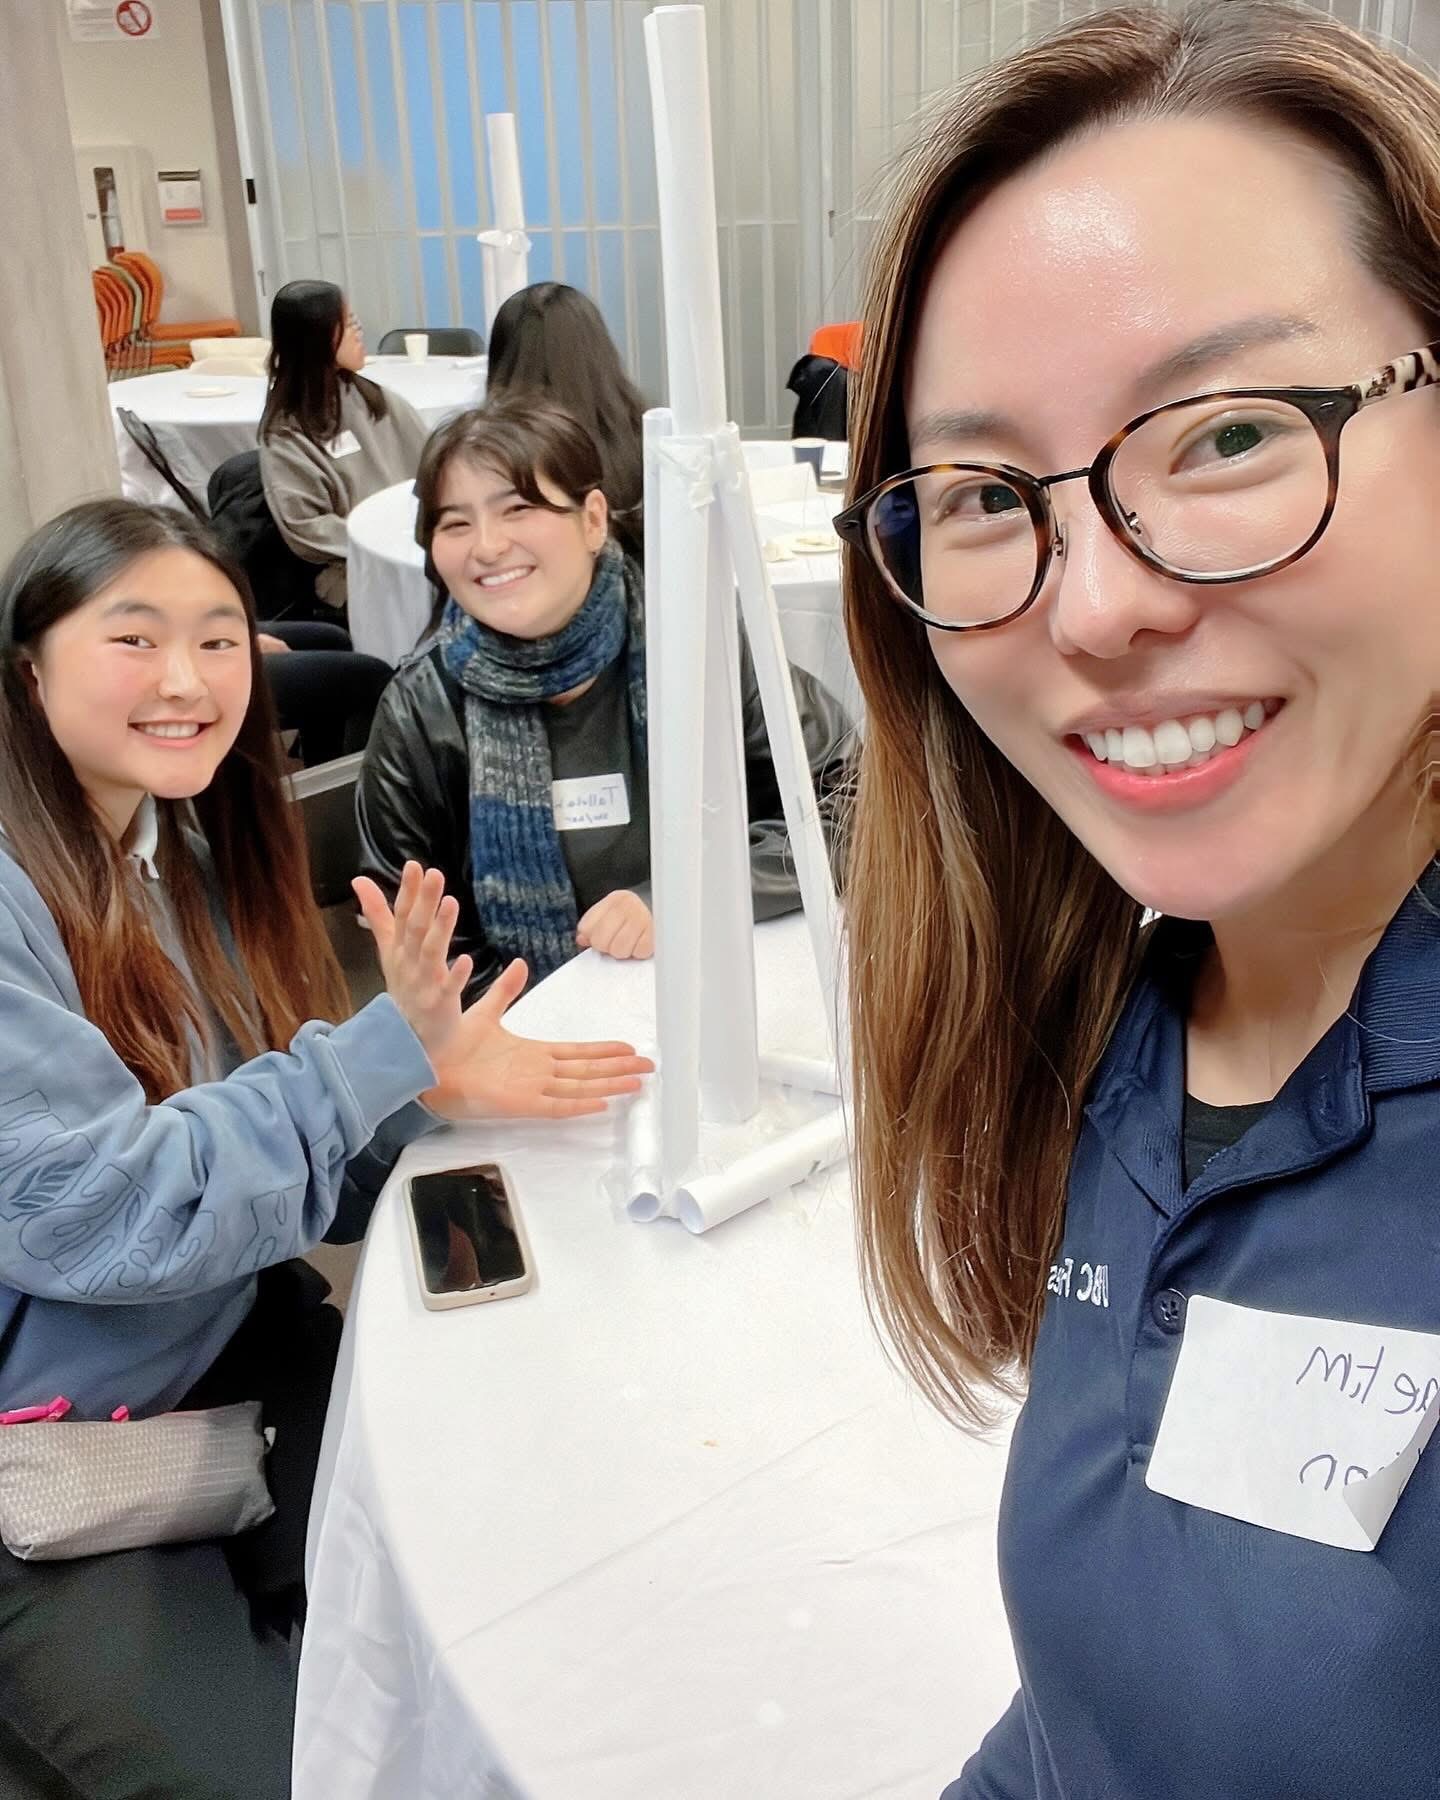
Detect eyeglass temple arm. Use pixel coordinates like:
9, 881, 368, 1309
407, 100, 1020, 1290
1357, 341, 1440, 408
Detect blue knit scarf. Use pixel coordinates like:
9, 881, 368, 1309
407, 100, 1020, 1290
438, 542, 647, 982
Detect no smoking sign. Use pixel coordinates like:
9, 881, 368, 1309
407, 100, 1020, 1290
116, 0, 152, 36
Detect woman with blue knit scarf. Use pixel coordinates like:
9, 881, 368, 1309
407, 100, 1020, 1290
356, 396, 854, 1000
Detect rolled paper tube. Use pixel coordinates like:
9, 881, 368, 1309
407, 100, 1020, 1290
643, 6, 727, 433
672, 1109, 847, 1235
756, 1052, 840, 1097
714, 425, 842, 1055
623, 1083, 665, 1222
646, 419, 708, 1188
483, 114, 529, 326
486, 113, 525, 231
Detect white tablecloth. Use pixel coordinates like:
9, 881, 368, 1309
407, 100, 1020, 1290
344, 480, 858, 721
294, 916, 1016, 1799
109, 356, 487, 508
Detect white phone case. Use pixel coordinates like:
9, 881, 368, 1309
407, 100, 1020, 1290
404, 1163, 536, 1311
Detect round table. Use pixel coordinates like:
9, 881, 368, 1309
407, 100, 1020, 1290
294, 915, 1016, 1799
345, 480, 859, 722
109, 356, 487, 509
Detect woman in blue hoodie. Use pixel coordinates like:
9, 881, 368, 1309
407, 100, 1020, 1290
0, 498, 649, 1797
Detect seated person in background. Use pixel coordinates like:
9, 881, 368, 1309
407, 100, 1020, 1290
258, 279, 429, 609
0, 498, 650, 1798
486, 282, 646, 560
357, 398, 853, 1000
257, 620, 392, 768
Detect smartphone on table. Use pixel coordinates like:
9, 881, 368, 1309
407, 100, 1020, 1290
404, 1162, 536, 1310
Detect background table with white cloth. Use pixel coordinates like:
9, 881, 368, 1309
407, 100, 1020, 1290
109, 355, 487, 509
294, 914, 1016, 1799
344, 478, 858, 721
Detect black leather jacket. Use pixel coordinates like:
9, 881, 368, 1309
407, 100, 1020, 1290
356, 639, 854, 1000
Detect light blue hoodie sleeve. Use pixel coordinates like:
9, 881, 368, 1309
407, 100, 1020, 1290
0, 861, 436, 1304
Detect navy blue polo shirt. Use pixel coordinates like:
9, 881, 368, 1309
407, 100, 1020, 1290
950, 869, 1440, 1800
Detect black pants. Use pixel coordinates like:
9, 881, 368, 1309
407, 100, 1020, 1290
260, 622, 392, 768
0, 1265, 341, 1799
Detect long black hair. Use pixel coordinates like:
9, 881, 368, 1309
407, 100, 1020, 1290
0, 499, 349, 1099
486, 283, 644, 556
259, 279, 387, 447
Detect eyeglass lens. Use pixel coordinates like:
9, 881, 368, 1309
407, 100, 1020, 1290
870, 395, 1331, 625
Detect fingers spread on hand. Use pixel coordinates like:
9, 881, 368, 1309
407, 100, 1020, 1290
476, 958, 529, 1021
351, 877, 394, 948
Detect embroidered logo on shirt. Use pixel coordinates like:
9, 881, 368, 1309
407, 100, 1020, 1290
1047, 1256, 1110, 1308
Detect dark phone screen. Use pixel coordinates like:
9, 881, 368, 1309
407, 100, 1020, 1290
409, 1165, 526, 1294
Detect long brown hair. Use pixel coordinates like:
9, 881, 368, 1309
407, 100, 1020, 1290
0, 499, 350, 1102
844, 0, 1440, 1426
485, 283, 644, 555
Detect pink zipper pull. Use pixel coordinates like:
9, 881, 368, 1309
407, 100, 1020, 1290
0, 1396, 71, 1426
110, 1405, 130, 1422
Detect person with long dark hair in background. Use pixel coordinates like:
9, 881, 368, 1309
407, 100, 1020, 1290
0, 498, 650, 1797
259, 279, 429, 609
486, 282, 646, 559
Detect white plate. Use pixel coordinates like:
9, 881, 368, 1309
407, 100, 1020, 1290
184, 385, 237, 399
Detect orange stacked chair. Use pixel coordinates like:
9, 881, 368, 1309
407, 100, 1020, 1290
808, 322, 863, 370
113, 250, 241, 346
93, 264, 192, 376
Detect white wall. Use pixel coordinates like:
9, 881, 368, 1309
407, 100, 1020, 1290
0, 0, 118, 564
58, 1, 238, 325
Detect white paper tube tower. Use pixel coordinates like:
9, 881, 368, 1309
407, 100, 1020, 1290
628, 4, 845, 1234
478, 113, 531, 335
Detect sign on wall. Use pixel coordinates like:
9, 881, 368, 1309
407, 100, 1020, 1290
158, 170, 204, 227
67, 0, 160, 42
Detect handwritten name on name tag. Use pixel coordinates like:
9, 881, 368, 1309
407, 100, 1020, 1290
551, 774, 629, 832
1146, 1296, 1440, 1551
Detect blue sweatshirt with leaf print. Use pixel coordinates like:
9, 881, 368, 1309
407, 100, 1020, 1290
0, 826, 437, 1421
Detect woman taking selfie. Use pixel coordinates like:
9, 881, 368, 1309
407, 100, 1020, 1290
0, 499, 648, 1797
358, 396, 853, 997
838, 3, 1440, 1795
259, 278, 430, 609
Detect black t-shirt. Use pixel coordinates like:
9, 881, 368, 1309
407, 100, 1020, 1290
1181, 1093, 1270, 1188
541, 658, 651, 915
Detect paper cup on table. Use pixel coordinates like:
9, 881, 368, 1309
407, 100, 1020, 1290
403, 333, 428, 363
792, 437, 826, 479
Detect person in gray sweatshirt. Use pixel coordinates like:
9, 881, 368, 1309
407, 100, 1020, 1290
259, 278, 431, 609
0, 499, 650, 1799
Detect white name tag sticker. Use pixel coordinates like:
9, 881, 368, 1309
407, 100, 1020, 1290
1146, 1296, 1440, 1551
551, 774, 630, 832
327, 430, 361, 458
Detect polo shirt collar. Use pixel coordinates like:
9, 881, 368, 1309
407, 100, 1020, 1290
1084, 861, 1440, 1216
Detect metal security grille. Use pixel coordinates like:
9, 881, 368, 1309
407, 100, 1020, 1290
223, 0, 1432, 433
225, 0, 828, 431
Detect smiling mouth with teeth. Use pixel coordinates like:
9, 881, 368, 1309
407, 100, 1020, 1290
1075, 700, 1283, 776
132, 722, 208, 741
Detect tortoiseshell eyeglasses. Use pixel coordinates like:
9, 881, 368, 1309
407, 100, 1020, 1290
835, 343, 1440, 631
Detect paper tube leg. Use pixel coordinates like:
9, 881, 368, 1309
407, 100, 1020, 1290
644, 4, 759, 1128
647, 418, 705, 1192
715, 427, 842, 1059
624, 1084, 666, 1222
673, 1109, 848, 1234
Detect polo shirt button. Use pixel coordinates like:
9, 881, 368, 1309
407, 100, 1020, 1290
1152, 1288, 1187, 1333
